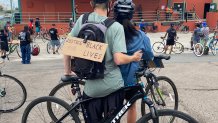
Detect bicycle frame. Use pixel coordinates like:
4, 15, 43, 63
56, 83, 157, 123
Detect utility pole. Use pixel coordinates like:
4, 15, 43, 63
10, 0, 13, 14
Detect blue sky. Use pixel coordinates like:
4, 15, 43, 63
0, 0, 18, 10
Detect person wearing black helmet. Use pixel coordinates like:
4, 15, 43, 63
64, 0, 142, 122
114, 0, 154, 123
162, 23, 177, 54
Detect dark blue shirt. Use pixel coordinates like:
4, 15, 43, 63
119, 30, 154, 86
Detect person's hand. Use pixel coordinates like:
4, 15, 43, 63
133, 50, 143, 62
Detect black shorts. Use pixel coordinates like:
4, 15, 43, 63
0, 41, 9, 52
83, 90, 124, 123
166, 39, 175, 45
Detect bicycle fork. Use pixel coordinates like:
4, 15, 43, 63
149, 75, 167, 107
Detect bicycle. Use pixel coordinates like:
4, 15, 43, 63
21, 57, 197, 123
4, 40, 21, 58
0, 60, 27, 113
193, 33, 216, 57
48, 55, 178, 117
21, 55, 191, 123
175, 22, 189, 34
46, 35, 67, 54
152, 37, 184, 54
34, 27, 49, 43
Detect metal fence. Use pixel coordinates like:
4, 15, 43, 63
14, 11, 198, 24
14, 12, 73, 24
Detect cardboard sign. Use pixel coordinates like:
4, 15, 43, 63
61, 37, 108, 62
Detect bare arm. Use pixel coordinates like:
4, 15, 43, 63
63, 55, 72, 75
113, 50, 142, 65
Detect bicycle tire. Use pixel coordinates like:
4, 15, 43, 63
173, 42, 184, 54
193, 43, 204, 57
152, 42, 165, 53
141, 76, 178, 116
6, 44, 17, 56
48, 81, 85, 121
16, 44, 21, 58
21, 96, 81, 123
209, 41, 217, 56
46, 42, 52, 54
137, 109, 198, 123
0, 74, 27, 113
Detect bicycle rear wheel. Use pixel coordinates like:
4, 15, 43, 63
141, 76, 178, 116
209, 42, 217, 56
48, 81, 85, 121
152, 42, 165, 53
21, 96, 80, 123
173, 42, 184, 54
193, 43, 204, 57
0, 74, 27, 113
137, 109, 198, 123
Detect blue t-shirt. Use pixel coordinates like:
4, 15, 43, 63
193, 27, 201, 42
139, 22, 148, 31
119, 30, 154, 86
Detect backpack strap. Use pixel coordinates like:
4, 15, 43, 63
103, 18, 116, 28
82, 13, 90, 24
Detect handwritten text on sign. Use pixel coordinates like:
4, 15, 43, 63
61, 37, 108, 62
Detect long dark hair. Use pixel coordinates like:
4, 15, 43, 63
116, 17, 138, 44
24, 25, 29, 32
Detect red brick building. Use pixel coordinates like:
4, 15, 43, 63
16, 0, 217, 32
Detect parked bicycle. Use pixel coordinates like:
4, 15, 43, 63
152, 37, 184, 54
175, 22, 189, 34
0, 60, 27, 113
193, 32, 216, 57
20, 55, 195, 123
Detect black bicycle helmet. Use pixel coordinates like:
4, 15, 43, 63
113, 0, 135, 20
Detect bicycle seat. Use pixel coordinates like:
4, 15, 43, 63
61, 75, 80, 82
154, 54, 170, 60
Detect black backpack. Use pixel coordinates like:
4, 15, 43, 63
73, 13, 115, 80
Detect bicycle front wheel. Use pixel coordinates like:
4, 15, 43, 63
16, 44, 21, 58
173, 42, 184, 54
152, 42, 165, 53
21, 96, 80, 123
141, 76, 178, 116
47, 42, 53, 54
0, 74, 27, 113
137, 109, 198, 123
193, 43, 204, 57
